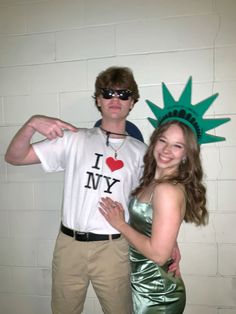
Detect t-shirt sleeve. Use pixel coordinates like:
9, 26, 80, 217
32, 136, 67, 173
131, 142, 147, 191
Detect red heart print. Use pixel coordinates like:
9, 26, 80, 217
106, 157, 124, 172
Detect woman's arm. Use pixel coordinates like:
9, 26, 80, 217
99, 183, 185, 265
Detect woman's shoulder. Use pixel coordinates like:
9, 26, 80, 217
153, 182, 186, 217
153, 181, 185, 200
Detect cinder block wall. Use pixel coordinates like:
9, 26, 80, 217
0, 0, 235, 313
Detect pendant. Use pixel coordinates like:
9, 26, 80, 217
114, 152, 117, 159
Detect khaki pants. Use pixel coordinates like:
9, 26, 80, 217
51, 231, 132, 314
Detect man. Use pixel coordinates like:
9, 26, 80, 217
5, 66, 179, 314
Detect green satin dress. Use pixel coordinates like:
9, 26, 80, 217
129, 197, 186, 314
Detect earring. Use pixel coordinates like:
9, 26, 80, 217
181, 158, 186, 164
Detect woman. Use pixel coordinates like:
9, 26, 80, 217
99, 120, 208, 313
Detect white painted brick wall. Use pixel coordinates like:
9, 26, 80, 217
0, 0, 235, 313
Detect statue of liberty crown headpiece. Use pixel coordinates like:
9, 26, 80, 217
146, 77, 230, 144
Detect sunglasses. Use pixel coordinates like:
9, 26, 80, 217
100, 88, 132, 101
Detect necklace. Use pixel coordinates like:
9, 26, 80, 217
100, 126, 129, 146
99, 127, 127, 159
108, 138, 126, 159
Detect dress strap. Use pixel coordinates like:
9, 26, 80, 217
148, 191, 154, 204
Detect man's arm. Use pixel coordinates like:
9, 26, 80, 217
5, 115, 78, 165
169, 242, 181, 277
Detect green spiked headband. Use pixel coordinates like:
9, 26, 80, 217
146, 77, 230, 144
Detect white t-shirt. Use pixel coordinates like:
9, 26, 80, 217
33, 127, 147, 234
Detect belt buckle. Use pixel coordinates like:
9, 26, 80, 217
74, 231, 90, 241
74, 230, 83, 238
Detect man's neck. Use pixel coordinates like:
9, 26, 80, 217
100, 120, 126, 138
